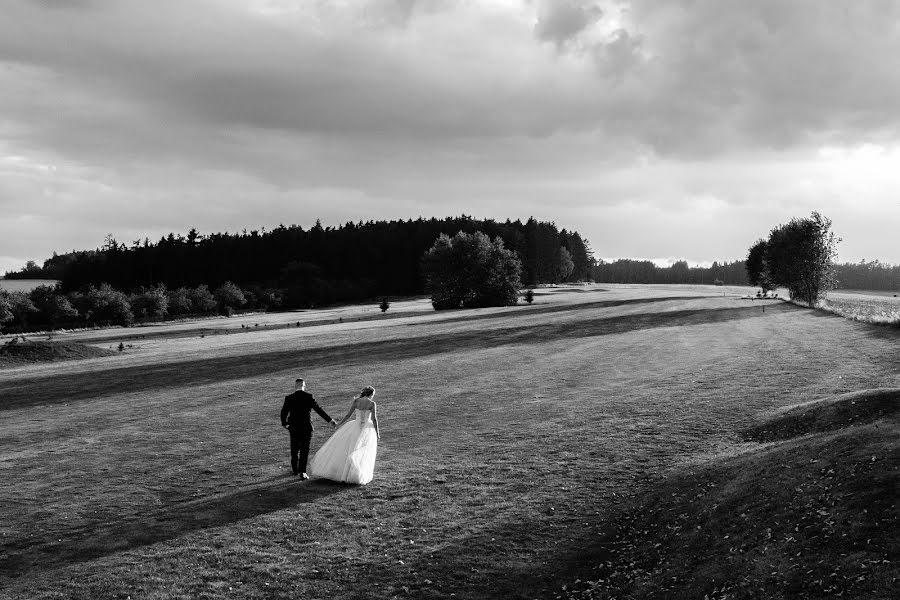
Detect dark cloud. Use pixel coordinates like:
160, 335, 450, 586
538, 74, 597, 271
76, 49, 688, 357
4, 0, 900, 168
2, 0, 900, 272
534, 0, 603, 46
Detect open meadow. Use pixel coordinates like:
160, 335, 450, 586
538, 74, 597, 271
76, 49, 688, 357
1, 284, 897, 599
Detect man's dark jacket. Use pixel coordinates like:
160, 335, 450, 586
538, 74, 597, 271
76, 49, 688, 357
281, 390, 332, 430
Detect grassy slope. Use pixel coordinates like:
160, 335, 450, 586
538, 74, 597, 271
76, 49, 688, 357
564, 390, 899, 600
0, 340, 116, 366
1, 286, 898, 599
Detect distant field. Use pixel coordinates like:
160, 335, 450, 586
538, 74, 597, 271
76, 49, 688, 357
832, 289, 900, 298
0, 284, 897, 599
0, 279, 59, 292
823, 290, 900, 325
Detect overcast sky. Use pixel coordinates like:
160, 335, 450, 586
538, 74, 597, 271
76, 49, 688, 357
2, 0, 899, 275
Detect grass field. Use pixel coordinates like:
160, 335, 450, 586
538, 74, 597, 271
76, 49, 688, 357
0, 279, 59, 293
1, 284, 897, 599
820, 291, 900, 326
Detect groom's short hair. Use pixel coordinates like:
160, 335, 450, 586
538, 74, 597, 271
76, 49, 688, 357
295, 378, 304, 385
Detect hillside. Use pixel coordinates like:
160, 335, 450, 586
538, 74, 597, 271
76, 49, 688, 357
565, 389, 899, 599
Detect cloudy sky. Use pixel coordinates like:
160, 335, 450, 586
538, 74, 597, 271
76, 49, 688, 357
2, 0, 900, 275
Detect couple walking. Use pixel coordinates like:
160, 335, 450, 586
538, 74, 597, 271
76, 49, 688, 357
280, 378, 380, 485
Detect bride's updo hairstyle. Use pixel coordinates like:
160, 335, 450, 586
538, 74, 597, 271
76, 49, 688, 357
360, 386, 376, 398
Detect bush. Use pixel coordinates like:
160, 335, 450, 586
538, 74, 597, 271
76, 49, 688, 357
30, 285, 78, 329
85, 283, 134, 327
167, 287, 193, 316
131, 285, 169, 322
213, 281, 246, 316
189, 285, 217, 314
380, 297, 390, 312
524, 289, 534, 304
242, 285, 283, 312
2, 291, 39, 331
0, 291, 14, 330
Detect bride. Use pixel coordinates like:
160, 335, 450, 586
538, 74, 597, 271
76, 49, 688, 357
308, 386, 380, 484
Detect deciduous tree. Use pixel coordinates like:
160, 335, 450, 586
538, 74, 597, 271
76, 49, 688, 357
421, 231, 522, 310
756, 212, 840, 306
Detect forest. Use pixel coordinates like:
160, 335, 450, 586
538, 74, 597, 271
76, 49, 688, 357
5, 214, 897, 326
593, 258, 899, 292
5, 216, 592, 306
591, 259, 749, 286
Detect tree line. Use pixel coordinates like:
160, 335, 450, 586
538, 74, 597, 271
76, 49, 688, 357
591, 259, 749, 286
591, 252, 897, 293
6, 216, 592, 295
0, 281, 260, 332
1, 216, 593, 332
832, 260, 900, 292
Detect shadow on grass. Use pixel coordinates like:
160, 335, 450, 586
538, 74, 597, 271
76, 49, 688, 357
406, 412, 899, 599
0, 475, 348, 579
418, 295, 709, 328
1, 302, 799, 410
73, 294, 692, 345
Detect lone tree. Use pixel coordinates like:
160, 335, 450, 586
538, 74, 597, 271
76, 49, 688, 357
421, 231, 522, 310
748, 212, 840, 307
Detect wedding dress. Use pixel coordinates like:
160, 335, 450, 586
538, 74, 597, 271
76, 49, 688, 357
309, 408, 378, 484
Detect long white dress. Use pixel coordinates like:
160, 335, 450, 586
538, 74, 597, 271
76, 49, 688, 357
309, 408, 378, 484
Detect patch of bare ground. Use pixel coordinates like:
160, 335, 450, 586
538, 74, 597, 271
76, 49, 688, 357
0, 339, 115, 367
564, 389, 899, 600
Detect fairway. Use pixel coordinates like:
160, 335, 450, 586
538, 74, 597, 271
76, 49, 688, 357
1, 285, 897, 599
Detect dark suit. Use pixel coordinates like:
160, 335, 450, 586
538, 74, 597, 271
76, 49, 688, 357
281, 390, 333, 474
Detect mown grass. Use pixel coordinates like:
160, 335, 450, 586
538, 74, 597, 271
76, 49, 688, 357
1, 285, 898, 599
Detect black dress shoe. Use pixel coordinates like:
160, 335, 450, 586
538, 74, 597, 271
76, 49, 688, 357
299, 472, 310, 480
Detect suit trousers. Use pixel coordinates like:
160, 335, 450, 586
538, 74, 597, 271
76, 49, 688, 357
289, 426, 313, 474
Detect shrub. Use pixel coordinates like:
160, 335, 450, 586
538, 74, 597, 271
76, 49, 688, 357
167, 287, 193, 316
524, 289, 534, 304
213, 281, 246, 316
2, 290, 40, 331
188, 285, 217, 314
0, 291, 14, 330
380, 297, 390, 312
85, 283, 134, 327
131, 285, 169, 322
30, 285, 78, 329
243, 285, 283, 312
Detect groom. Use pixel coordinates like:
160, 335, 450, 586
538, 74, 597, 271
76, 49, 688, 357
280, 378, 336, 479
